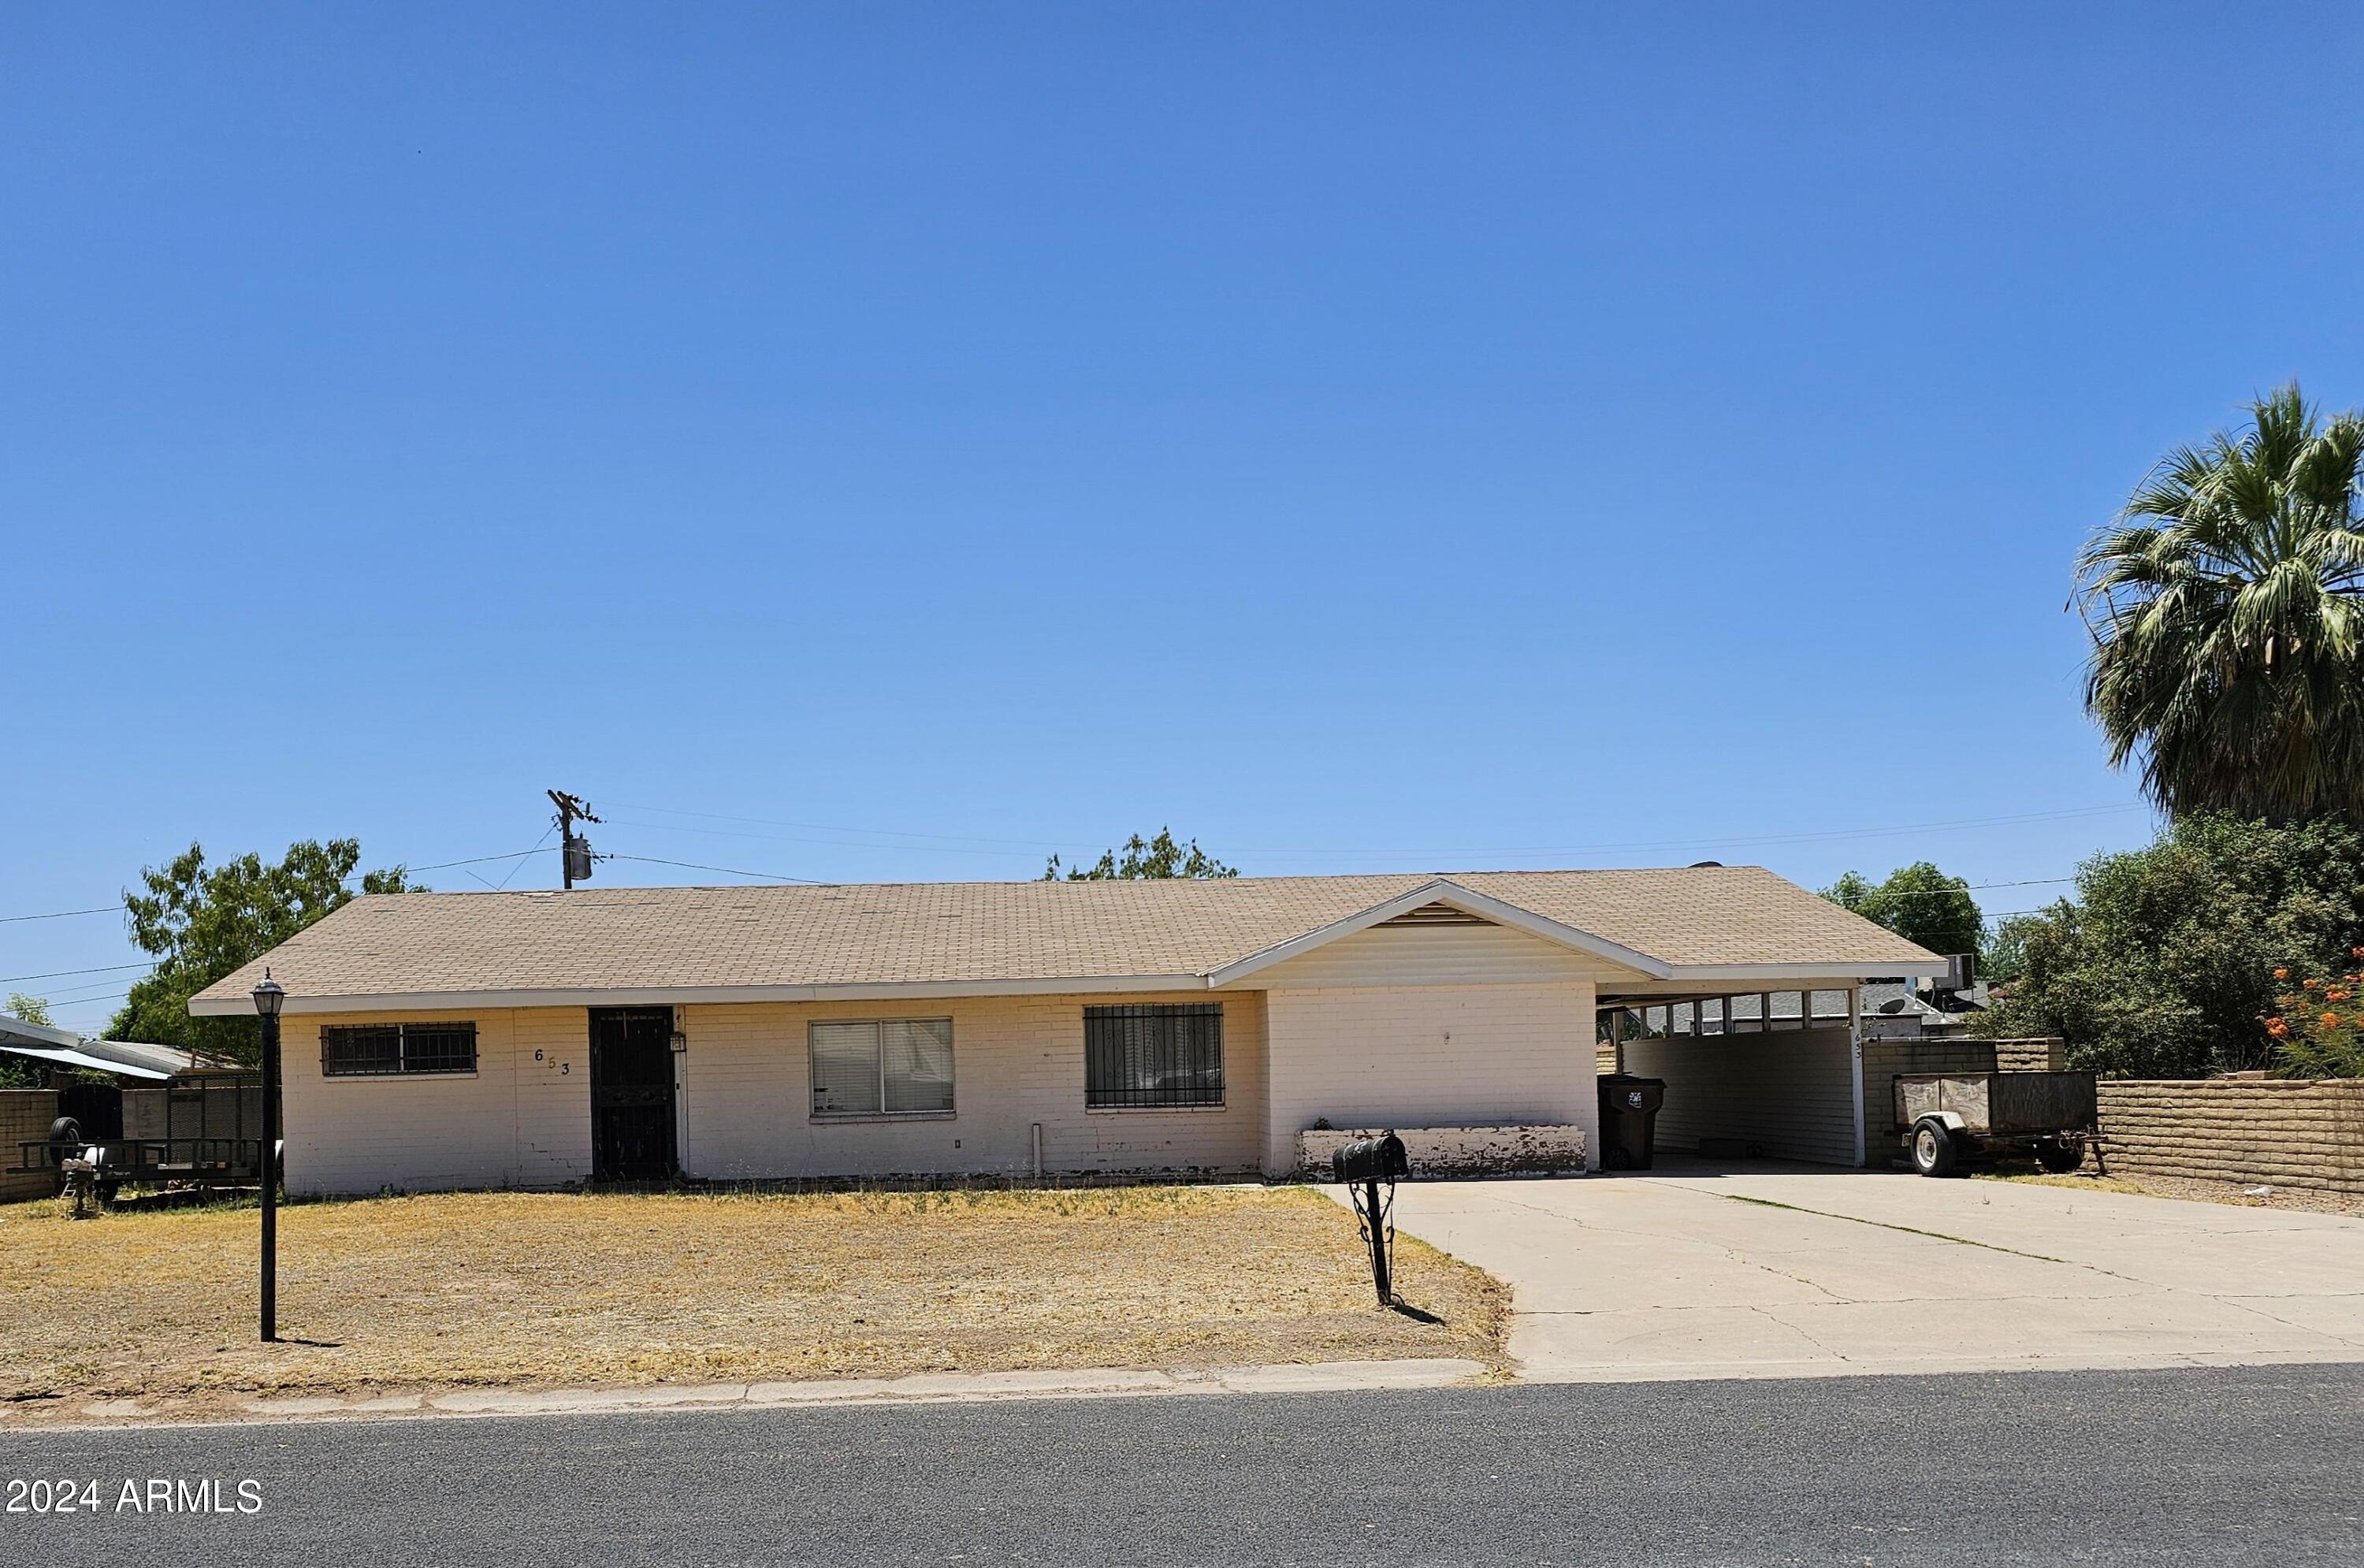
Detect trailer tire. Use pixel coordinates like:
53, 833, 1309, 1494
1910, 1119, 1961, 1178
47, 1117, 82, 1146
2034, 1138, 2083, 1173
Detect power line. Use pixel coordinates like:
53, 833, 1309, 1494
1844, 877, 2080, 899
603, 816, 1047, 861
0, 960, 156, 985
1230, 804, 2152, 860
494, 824, 557, 891
603, 795, 2150, 868
604, 801, 1074, 852
5, 846, 556, 927
599, 853, 833, 886
399, 847, 557, 875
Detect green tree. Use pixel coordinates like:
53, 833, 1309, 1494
1972, 814, 2364, 1076
1820, 861, 1983, 956
2076, 385, 2364, 822
108, 839, 419, 1062
1043, 829, 1237, 881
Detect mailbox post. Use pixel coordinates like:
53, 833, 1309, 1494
1331, 1131, 1409, 1305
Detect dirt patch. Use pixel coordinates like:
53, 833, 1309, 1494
1983, 1168, 2364, 1218
0, 1185, 1505, 1423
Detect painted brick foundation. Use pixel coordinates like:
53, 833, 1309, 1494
1295, 1123, 1587, 1180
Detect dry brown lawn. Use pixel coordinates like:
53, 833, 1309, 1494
0, 1185, 1505, 1418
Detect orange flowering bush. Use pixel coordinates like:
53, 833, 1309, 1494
2268, 964, 2364, 1077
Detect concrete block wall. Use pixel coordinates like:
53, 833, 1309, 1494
2097, 1079, 2364, 1198
1262, 982, 1598, 1176
0, 1089, 60, 1202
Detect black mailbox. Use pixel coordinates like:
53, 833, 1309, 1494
1331, 1131, 1409, 1184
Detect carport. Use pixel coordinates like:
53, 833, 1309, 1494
1597, 987, 1868, 1167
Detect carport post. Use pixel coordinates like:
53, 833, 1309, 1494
1846, 986, 1865, 1167
252, 973, 284, 1343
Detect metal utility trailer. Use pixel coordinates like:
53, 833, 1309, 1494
12, 1072, 266, 1204
1894, 1071, 2098, 1177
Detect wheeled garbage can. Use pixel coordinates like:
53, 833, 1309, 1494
1596, 1074, 1667, 1170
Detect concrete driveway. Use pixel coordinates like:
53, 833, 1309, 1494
1361, 1163, 2364, 1381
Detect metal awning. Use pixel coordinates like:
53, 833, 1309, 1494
0, 1013, 240, 1079
0, 1042, 174, 1080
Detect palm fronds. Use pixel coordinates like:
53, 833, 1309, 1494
2076, 385, 2364, 821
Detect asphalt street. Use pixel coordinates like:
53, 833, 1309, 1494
6, 1363, 2362, 1566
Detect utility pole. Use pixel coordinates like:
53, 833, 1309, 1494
548, 789, 600, 890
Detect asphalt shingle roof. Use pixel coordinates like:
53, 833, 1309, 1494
188, 867, 1937, 1009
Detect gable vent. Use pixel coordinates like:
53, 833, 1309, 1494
1378, 901, 1496, 928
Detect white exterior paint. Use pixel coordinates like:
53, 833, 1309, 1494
1262, 980, 1599, 1176
264, 922, 1905, 1193
1622, 1027, 1859, 1166
1297, 1123, 1588, 1178
277, 1009, 593, 1196
1205, 879, 1669, 987
1245, 920, 1638, 990
676, 990, 1266, 1181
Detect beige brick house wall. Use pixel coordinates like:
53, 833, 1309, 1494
1262, 981, 1599, 1175
278, 1009, 593, 1196
678, 990, 1267, 1180
277, 993, 1269, 1193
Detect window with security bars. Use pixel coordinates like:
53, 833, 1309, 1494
1084, 1003, 1224, 1109
320, 1021, 478, 1077
809, 1019, 955, 1117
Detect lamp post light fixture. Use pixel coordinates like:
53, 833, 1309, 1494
251, 970, 285, 1343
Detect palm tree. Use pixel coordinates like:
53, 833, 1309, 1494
2076, 385, 2364, 821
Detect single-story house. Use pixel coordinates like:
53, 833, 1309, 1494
188, 868, 1944, 1195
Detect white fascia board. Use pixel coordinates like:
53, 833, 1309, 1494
186, 973, 1214, 1017
1664, 960, 1951, 983
1203, 878, 1671, 988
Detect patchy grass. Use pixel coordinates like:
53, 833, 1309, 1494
0, 1186, 1505, 1418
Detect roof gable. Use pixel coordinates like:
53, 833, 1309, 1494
1204, 879, 1670, 987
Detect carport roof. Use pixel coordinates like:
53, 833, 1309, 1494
187, 867, 1942, 1016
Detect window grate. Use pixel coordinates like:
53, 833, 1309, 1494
1084, 1003, 1225, 1109
322, 1021, 477, 1077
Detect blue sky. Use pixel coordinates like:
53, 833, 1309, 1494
4, 3, 2359, 1032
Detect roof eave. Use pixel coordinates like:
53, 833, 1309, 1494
188, 972, 1218, 1016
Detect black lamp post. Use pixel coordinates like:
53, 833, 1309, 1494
251, 971, 284, 1343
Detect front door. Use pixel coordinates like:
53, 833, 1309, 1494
589, 1006, 678, 1180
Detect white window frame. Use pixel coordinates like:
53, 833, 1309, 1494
808, 1018, 956, 1120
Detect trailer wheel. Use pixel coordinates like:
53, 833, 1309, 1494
2034, 1138, 2083, 1173
1910, 1119, 1961, 1178
47, 1117, 83, 1146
